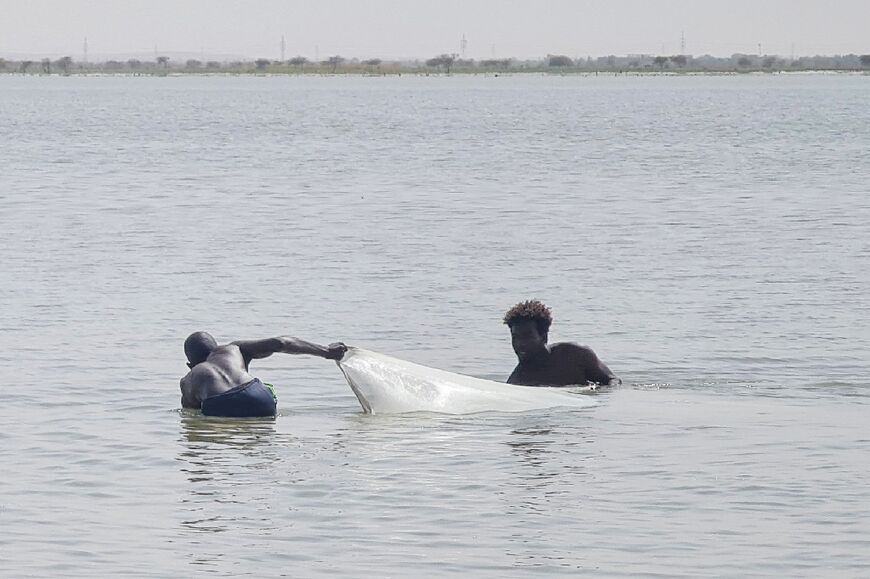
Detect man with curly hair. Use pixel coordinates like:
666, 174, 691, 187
503, 300, 619, 387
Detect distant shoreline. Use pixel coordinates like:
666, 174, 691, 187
2, 69, 868, 78
3, 53, 869, 77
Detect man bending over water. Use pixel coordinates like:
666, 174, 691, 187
504, 300, 620, 387
180, 331, 347, 417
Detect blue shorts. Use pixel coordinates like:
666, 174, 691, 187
201, 378, 277, 417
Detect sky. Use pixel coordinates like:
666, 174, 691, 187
1, 0, 868, 60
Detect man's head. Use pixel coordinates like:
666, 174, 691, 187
184, 331, 217, 367
503, 300, 552, 362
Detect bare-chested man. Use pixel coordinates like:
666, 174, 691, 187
180, 331, 346, 417
504, 301, 619, 387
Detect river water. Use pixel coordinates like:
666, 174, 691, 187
1, 73, 868, 576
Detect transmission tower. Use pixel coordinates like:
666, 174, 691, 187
680, 31, 685, 55
460, 33, 467, 59
281, 35, 286, 62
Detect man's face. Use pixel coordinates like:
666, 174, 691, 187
510, 319, 547, 362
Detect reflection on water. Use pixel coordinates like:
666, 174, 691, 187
503, 421, 594, 520
176, 415, 282, 542
179, 413, 277, 448
507, 427, 554, 462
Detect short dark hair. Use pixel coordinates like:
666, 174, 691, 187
184, 331, 217, 365
503, 300, 552, 334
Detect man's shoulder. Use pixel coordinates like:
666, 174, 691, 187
550, 342, 597, 359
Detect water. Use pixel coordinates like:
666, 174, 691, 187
1, 74, 869, 576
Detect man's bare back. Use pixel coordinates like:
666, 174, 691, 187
180, 332, 346, 415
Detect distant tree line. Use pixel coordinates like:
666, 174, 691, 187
425, 53, 457, 73
2, 52, 870, 75
540, 52, 870, 72
2, 55, 75, 74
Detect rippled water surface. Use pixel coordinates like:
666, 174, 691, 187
2, 74, 869, 577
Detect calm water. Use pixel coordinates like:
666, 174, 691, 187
1, 74, 869, 577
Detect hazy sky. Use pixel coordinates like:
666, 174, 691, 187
2, 0, 868, 60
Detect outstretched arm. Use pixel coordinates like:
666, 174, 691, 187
233, 337, 346, 366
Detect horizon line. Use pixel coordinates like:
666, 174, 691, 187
3, 50, 870, 62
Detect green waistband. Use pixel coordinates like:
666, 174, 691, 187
263, 382, 277, 401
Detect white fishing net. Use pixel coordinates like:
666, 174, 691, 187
336, 347, 596, 414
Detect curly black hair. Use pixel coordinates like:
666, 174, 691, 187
503, 300, 553, 334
